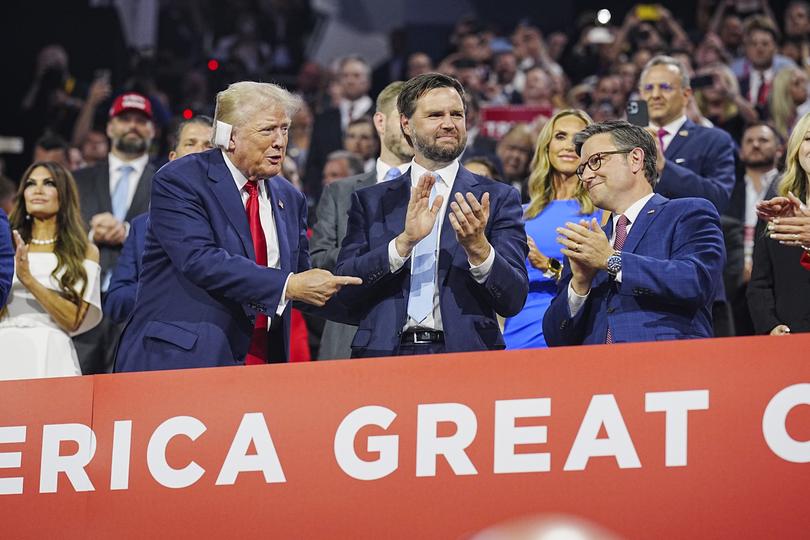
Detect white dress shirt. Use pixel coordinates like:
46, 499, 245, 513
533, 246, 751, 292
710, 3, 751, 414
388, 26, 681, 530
108, 152, 149, 217
339, 95, 373, 132
222, 150, 289, 318
567, 193, 655, 317
744, 168, 778, 264
375, 158, 409, 183
387, 159, 496, 331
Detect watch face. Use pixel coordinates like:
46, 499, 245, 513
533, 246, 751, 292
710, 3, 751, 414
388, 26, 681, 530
607, 254, 622, 275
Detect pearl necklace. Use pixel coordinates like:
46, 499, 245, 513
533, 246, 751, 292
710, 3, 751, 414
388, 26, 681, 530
30, 237, 57, 245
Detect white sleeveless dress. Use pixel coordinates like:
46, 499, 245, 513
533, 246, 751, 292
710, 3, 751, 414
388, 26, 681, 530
0, 253, 102, 380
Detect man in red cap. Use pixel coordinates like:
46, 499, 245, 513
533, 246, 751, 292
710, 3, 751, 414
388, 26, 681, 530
72, 92, 157, 375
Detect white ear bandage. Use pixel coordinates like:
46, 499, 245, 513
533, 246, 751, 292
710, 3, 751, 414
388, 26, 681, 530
214, 120, 233, 148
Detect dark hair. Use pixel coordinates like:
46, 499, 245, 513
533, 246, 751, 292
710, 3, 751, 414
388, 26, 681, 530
172, 115, 213, 150
0, 175, 15, 201
744, 14, 780, 42
9, 161, 89, 309
743, 121, 784, 145
573, 120, 658, 187
35, 133, 69, 152
463, 156, 502, 181
397, 73, 466, 120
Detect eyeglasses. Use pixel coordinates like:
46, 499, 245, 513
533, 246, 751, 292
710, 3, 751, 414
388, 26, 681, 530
576, 150, 633, 180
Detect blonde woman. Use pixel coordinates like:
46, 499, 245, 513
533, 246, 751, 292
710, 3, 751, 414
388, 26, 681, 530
0, 162, 101, 379
769, 66, 810, 140
748, 111, 810, 335
503, 109, 601, 349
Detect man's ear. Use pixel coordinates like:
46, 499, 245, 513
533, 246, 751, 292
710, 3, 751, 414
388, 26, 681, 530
168, 151, 177, 161
400, 113, 411, 137
631, 147, 645, 174
373, 111, 385, 136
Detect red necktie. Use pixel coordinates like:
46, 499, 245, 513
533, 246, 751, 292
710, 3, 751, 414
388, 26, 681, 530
657, 128, 668, 152
244, 180, 269, 365
606, 214, 629, 344
756, 72, 770, 107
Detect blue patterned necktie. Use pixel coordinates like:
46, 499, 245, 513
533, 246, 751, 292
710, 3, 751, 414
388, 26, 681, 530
407, 173, 441, 323
383, 167, 400, 182
112, 165, 134, 221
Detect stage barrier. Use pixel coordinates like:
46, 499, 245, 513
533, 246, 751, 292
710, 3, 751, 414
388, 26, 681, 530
1, 334, 809, 539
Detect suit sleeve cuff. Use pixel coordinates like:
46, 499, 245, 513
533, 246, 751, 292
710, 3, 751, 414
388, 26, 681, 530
275, 272, 293, 316
469, 245, 495, 283
388, 238, 409, 273
567, 282, 589, 317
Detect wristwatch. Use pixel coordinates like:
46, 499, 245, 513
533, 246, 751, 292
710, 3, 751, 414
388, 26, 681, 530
606, 250, 622, 277
542, 257, 563, 281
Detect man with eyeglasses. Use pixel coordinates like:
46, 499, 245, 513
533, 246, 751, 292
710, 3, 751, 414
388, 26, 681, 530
640, 54, 737, 337
542, 120, 725, 346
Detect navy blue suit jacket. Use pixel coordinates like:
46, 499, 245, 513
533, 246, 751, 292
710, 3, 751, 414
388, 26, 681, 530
114, 149, 310, 372
334, 167, 529, 357
543, 194, 725, 345
0, 210, 13, 308
104, 213, 148, 324
656, 119, 736, 214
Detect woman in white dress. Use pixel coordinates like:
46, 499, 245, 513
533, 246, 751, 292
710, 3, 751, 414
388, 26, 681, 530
0, 161, 101, 380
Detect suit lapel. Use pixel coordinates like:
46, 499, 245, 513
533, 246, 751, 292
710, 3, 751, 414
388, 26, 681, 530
266, 177, 290, 273
355, 170, 376, 190
208, 151, 254, 260
621, 194, 666, 254
126, 164, 155, 220
382, 176, 410, 238
663, 119, 692, 159
97, 161, 113, 214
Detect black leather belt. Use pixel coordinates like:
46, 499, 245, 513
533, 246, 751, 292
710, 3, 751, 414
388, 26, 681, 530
401, 330, 444, 344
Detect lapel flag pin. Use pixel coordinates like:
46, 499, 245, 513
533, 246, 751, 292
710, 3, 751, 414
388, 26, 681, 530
647, 209, 655, 214
678, 130, 688, 137
278, 200, 284, 209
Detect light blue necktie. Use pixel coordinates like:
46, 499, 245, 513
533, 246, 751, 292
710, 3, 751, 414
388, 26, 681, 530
383, 167, 400, 182
407, 173, 441, 323
112, 165, 134, 221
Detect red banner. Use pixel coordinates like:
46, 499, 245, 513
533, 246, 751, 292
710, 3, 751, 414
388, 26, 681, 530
1, 335, 809, 539
480, 105, 554, 139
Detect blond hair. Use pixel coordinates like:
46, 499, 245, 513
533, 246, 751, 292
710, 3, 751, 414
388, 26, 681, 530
770, 67, 802, 140
211, 81, 302, 147
524, 109, 595, 219
778, 111, 810, 202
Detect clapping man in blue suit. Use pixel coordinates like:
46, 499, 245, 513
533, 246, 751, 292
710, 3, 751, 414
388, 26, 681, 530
115, 82, 361, 372
335, 73, 528, 357
543, 120, 725, 345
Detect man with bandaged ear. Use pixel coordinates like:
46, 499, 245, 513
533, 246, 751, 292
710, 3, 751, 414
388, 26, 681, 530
115, 82, 361, 372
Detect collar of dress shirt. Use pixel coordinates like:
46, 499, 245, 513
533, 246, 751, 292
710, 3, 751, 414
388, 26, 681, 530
340, 96, 372, 118
221, 149, 266, 199
744, 168, 779, 192
652, 115, 687, 136
408, 158, 460, 189
108, 152, 149, 179
375, 158, 410, 182
613, 192, 655, 231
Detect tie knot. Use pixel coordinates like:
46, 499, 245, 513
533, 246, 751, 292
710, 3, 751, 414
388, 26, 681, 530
617, 214, 629, 228
119, 165, 134, 174
244, 180, 260, 197
656, 128, 668, 138
383, 167, 400, 181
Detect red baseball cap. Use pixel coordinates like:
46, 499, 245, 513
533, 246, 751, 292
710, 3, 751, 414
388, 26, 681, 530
109, 92, 153, 119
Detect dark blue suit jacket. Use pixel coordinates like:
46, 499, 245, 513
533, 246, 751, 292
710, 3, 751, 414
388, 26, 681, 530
543, 194, 725, 345
114, 149, 310, 372
334, 167, 529, 357
104, 212, 148, 324
0, 210, 13, 308
656, 119, 736, 214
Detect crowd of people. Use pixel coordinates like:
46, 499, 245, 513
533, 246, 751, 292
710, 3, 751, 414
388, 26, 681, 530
1, 1, 810, 380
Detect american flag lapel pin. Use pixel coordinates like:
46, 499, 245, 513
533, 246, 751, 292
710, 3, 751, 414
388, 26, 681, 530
678, 130, 688, 137
647, 209, 655, 214
278, 200, 284, 209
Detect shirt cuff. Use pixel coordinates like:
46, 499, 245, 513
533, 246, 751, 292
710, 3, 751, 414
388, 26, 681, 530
567, 281, 589, 317
388, 238, 409, 273
275, 272, 293, 316
468, 244, 495, 284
